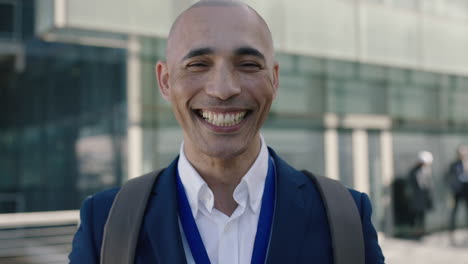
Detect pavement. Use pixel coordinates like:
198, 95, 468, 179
380, 229, 468, 264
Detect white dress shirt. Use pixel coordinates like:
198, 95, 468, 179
177, 136, 269, 264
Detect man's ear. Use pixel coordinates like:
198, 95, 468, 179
272, 61, 280, 99
156, 61, 171, 101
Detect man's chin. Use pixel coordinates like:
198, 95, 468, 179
202, 145, 247, 160
184, 131, 260, 160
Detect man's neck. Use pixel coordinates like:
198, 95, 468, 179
184, 137, 262, 216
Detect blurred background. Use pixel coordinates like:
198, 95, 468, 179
1, 0, 468, 263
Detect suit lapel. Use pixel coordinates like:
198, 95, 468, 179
143, 158, 187, 264
138, 150, 315, 263
266, 149, 311, 264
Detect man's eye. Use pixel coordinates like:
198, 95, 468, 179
239, 62, 262, 70
186, 62, 209, 72
187, 63, 207, 67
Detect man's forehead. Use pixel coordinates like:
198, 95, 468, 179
172, 4, 259, 37
166, 2, 273, 61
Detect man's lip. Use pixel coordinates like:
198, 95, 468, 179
192, 107, 249, 112
197, 115, 246, 132
193, 108, 250, 131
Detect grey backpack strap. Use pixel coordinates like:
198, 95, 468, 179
100, 169, 163, 264
302, 170, 365, 264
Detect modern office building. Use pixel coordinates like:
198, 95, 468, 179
2, 0, 468, 239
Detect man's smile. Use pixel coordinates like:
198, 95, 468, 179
195, 109, 249, 128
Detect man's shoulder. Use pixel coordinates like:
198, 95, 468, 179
269, 148, 366, 195
81, 165, 175, 216
74, 187, 122, 253
81, 187, 121, 223
347, 188, 370, 213
269, 148, 369, 214
89, 187, 121, 206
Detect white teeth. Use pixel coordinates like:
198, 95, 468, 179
199, 110, 247, 127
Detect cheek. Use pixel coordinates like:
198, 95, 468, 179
239, 73, 276, 103
170, 74, 207, 102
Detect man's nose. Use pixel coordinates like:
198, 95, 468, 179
204, 64, 241, 100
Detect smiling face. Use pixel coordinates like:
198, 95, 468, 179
156, 3, 279, 161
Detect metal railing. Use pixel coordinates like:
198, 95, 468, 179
0, 211, 79, 264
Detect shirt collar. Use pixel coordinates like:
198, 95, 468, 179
178, 144, 212, 217
234, 135, 269, 214
177, 135, 270, 217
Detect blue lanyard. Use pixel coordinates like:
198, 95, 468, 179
176, 157, 276, 264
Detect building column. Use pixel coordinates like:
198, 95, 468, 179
380, 130, 394, 235
127, 35, 143, 180
324, 113, 340, 180
352, 129, 370, 194
324, 129, 340, 180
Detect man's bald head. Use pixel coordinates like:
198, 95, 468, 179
166, 0, 274, 62
155, 0, 280, 162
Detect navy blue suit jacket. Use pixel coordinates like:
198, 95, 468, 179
69, 149, 385, 263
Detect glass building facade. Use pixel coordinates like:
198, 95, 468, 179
0, 1, 127, 213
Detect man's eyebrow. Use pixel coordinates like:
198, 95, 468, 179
181, 46, 266, 61
234, 46, 265, 60
182, 47, 214, 60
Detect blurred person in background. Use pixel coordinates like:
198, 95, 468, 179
407, 151, 434, 239
447, 145, 468, 241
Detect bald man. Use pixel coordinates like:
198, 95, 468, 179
69, 1, 385, 263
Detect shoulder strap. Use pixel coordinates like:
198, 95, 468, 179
100, 169, 163, 264
302, 170, 365, 264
